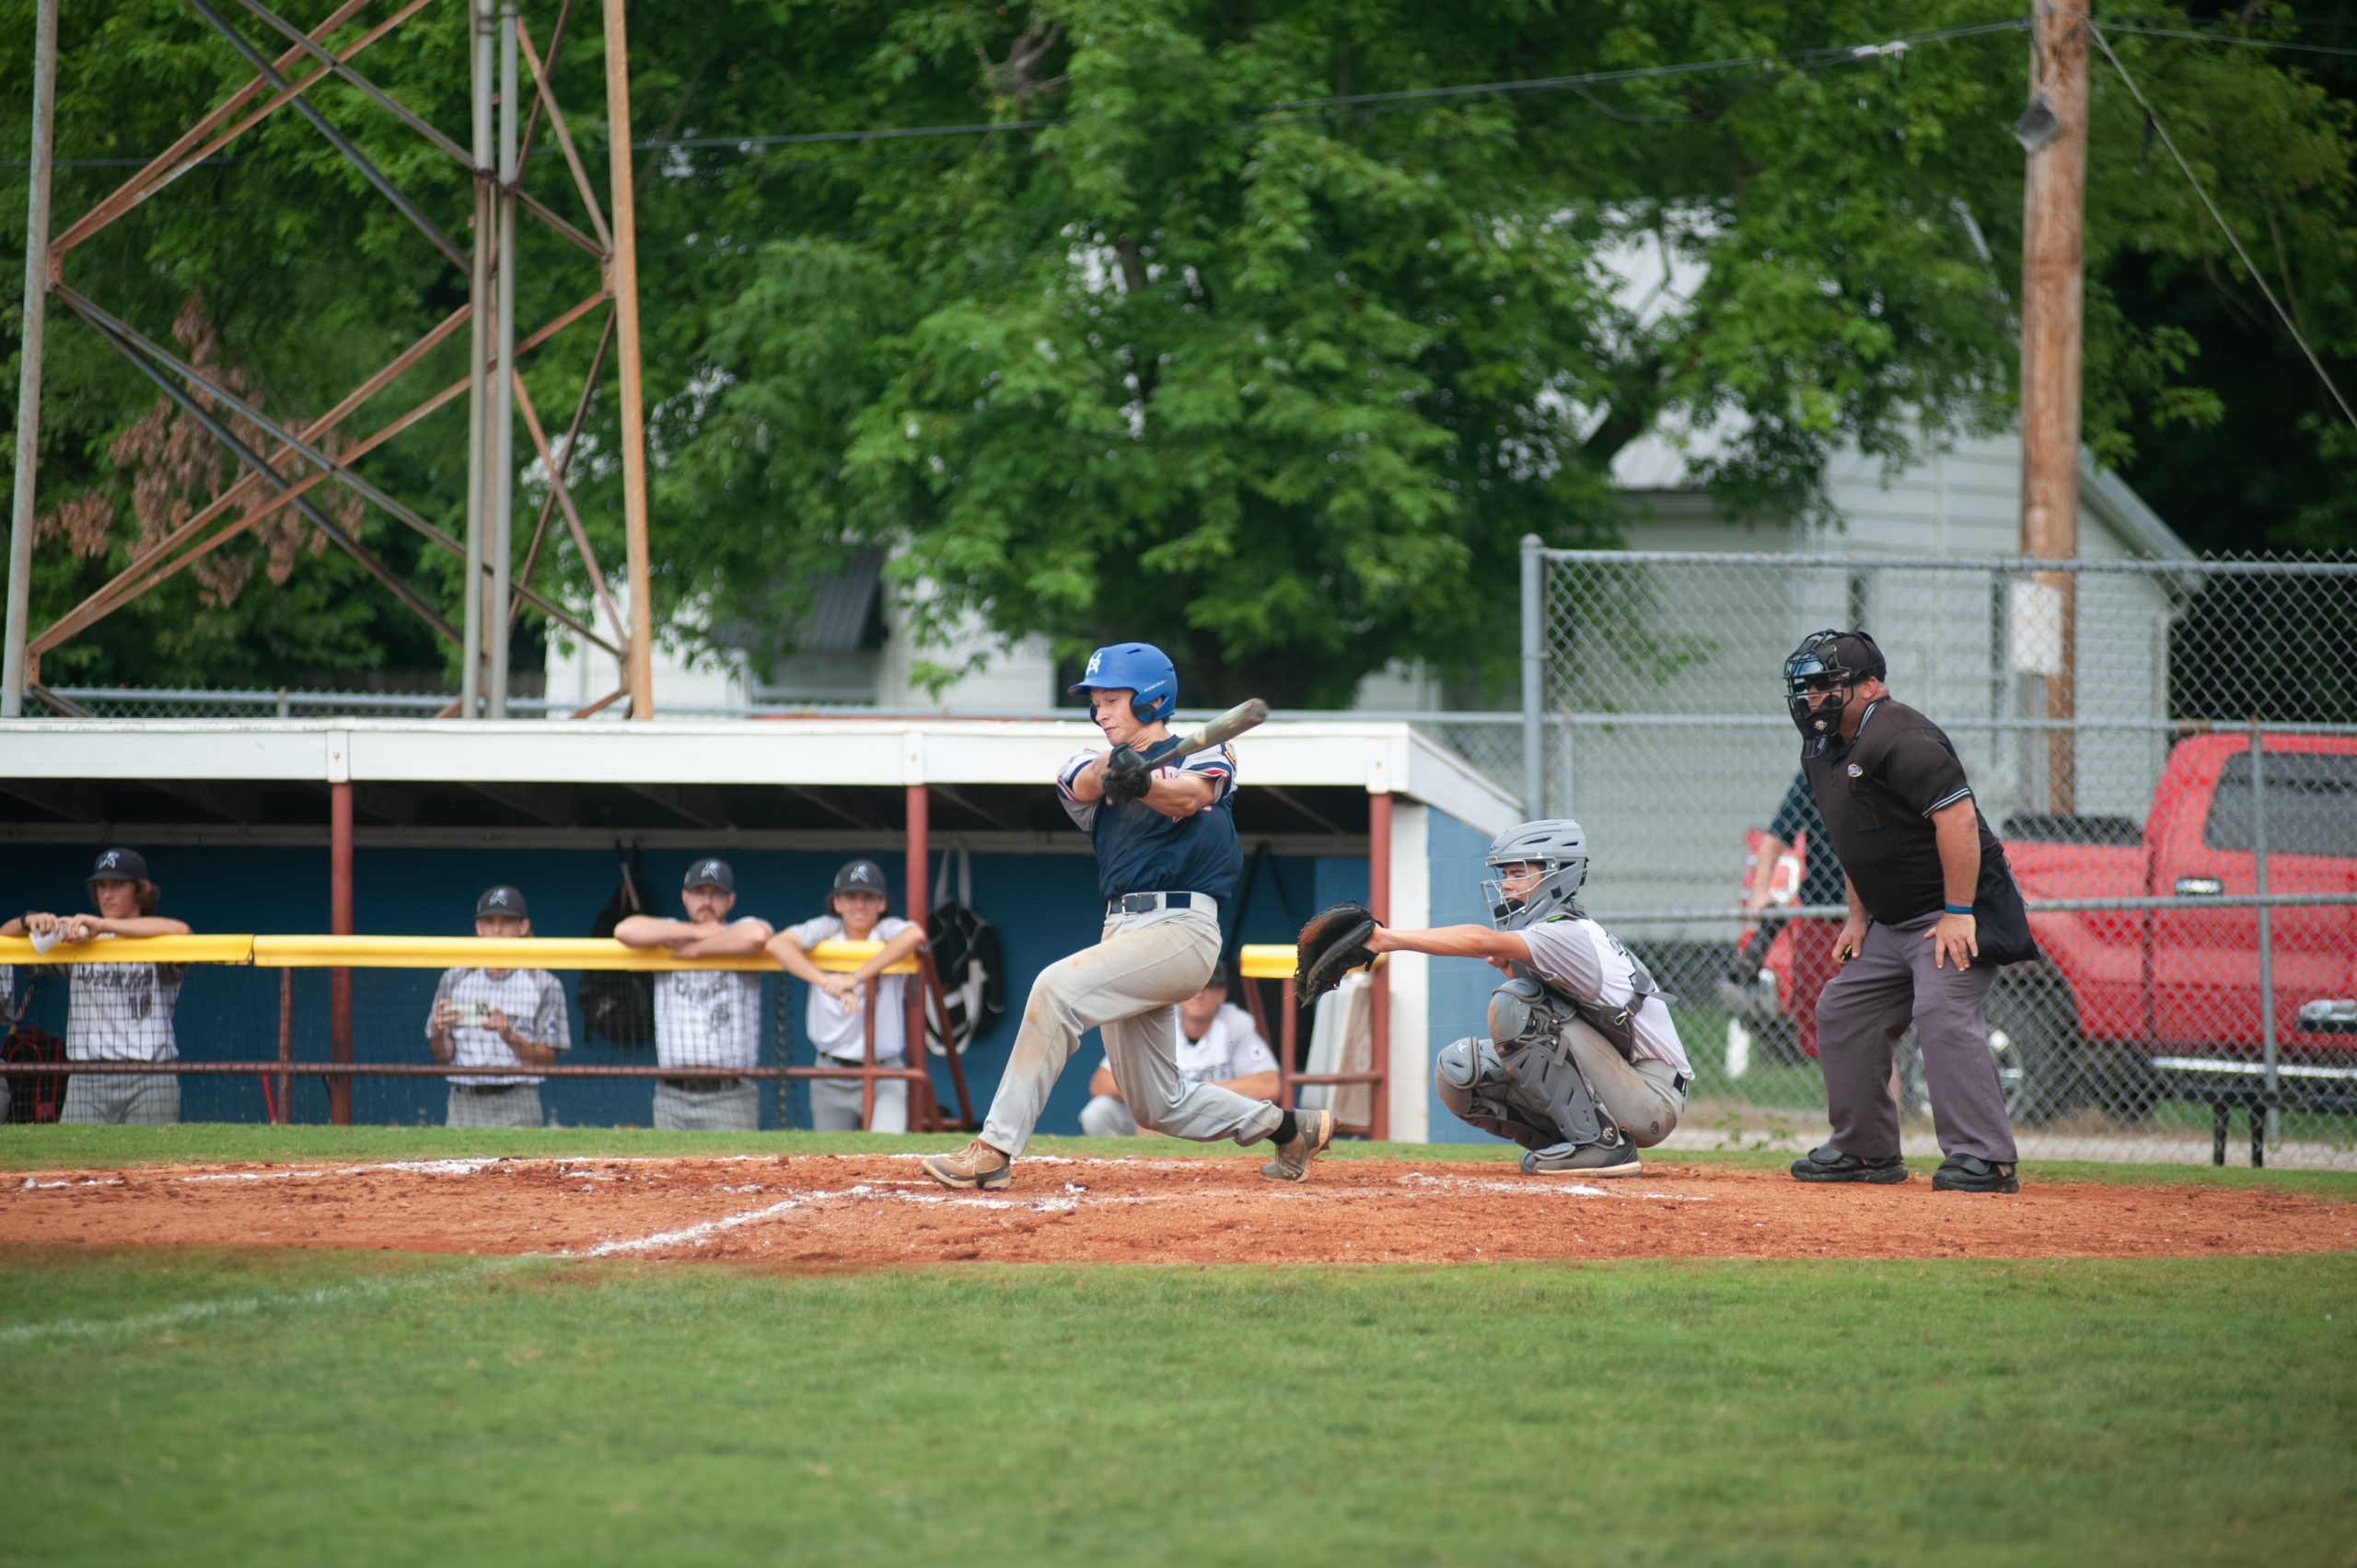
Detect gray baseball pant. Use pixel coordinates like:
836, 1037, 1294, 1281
808, 1072, 908, 1133
445, 1084, 543, 1129
653, 1082, 761, 1132
1078, 1095, 1139, 1137
61, 1073, 180, 1125
1812, 911, 2018, 1163
981, 906, 1283, 1157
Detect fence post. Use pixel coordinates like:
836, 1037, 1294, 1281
2250, 719, 2276, 1154
330, 780, 354, 1125
1519, 535, 1544, 816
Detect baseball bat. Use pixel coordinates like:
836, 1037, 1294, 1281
1157, 698, 1270, 757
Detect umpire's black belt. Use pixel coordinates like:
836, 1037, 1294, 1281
1108, 891, 1212, 915
661, 1076, 746, 1093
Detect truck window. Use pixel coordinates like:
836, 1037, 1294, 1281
2201, 752, 2357, 857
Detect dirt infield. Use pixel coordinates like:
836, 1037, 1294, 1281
4, 1153, 2352, 1264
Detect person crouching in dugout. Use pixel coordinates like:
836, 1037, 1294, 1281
1363, 819, 1693, 1177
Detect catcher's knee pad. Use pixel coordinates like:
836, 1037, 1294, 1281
1434, 1036, 1511, 1123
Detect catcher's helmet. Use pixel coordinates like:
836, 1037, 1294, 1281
1782, 629, 1885, 740
1482, 819, 1589, 930
1070, 642, 1177, 724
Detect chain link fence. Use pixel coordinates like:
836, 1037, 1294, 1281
1522, 548, 2357, 1167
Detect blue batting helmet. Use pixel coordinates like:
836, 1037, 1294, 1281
1069, 643, 1177, 724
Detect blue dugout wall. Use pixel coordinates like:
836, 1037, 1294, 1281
2, 842, 1357, 1132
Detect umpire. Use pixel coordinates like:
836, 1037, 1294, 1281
1781, 631, 2038, 1193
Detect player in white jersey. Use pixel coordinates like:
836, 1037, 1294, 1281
1363, 819, 1692, 1178
615, 857, 774, 1132
426, 885, 569, 1129
1080, 970, 1278, 1136
768, 859, 928, 1132
4, 848, 192, 1125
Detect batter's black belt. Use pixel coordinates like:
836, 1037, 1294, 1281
1673, 1071, 1692, 1097
661, 1076, 747, 1093
1108, 890, 1206, 915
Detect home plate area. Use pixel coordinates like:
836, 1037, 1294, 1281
5, 1154, 2350, 1265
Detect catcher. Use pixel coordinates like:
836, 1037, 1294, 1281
1297, 818, 1691, 1177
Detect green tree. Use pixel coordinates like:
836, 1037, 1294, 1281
636, 0, 2355, 705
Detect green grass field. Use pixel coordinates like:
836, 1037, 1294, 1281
4, 1129, 2354, 1567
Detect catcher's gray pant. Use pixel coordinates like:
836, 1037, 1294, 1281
61, 1071, 180, 1125
653, 1081, 761, 1132
809, 1069, 908, 1133
445, 1083, 543, 1129
1813, 911, 2017, 1163
1079, 1094, 1138, 1137
1446, 1037, 1682, 1150
981, 905, 1283, 1157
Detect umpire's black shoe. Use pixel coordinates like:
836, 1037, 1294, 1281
1931, 1154, 2020, 1194
1789, 1144, 1909, 1184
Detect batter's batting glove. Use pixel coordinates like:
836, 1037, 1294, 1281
1101, 746, 1153, 804
1296, 900, 1381, 1001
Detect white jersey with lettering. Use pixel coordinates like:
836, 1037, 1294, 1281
653, 919, 773, 1071
66, 960, 183, 1063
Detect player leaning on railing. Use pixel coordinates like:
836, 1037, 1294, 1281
2, 848, 191, 1125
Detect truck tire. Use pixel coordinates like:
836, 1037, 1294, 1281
1986, 971, 2089, 1124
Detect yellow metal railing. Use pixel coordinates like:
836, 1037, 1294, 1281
0, 935, 916, 973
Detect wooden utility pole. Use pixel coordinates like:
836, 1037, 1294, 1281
603, 0, 656, 718
2018, 0, 2089, 811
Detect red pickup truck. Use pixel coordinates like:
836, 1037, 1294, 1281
1737, 732, 2357, 1121
1994, 732, 2357, 1121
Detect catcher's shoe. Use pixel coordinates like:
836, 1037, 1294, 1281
1931, 1154, 2019, 1193
921, 1139, 1013, 1191
1519, 1131, 1641, 1178
1260, 1105, 1335, 1181
1788, 1144, 1909, 1184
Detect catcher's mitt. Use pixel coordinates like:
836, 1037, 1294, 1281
1102, 745, 1153, 804
1295, 900, 1381, 1001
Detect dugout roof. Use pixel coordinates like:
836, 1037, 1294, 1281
0, 717, 1519, 846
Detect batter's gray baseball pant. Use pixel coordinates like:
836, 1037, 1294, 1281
981, 906, 1283, 1157
1812, 911, 2018, 1163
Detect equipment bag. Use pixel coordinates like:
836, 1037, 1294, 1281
924, 849, 1003, 1057
4, 975, 67, 1123
580, 842, 657, 1048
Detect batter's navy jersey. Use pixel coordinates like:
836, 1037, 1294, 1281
1058, 735, 1244, 903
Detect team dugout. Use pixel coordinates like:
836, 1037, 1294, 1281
0, 717, 1517, 1142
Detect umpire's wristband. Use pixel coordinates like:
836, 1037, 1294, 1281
1943, 903, 1973, 916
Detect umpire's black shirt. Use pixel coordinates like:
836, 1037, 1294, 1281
1801, 698, 2037, 965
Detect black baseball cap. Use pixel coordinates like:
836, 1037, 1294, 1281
683, 856, 735, 893
829, 859, 888, 904
87, 847, 149, 883
1826, 631, 1887, 679
475, 885, 529, 919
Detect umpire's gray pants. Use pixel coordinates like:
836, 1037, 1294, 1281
1813, 912, 2017, 1163
981, 906, 1283, 1157
653, 1081, 761, 1132
61, 1072, 180, 1125
809, 1069, 908, 1133
445, 1083, 543, 1129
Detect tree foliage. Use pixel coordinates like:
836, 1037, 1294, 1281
2, 1, 2352, 702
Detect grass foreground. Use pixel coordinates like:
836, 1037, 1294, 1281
3, 1126, 2354, 1566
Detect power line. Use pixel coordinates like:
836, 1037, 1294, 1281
2098, 22, 2357, 59
2081, 17, 2357, 431
621, 18, 2033, 155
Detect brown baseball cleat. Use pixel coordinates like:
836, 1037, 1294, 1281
1260, 1105, 1335, 1181
921, 1139, 1013, 1191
